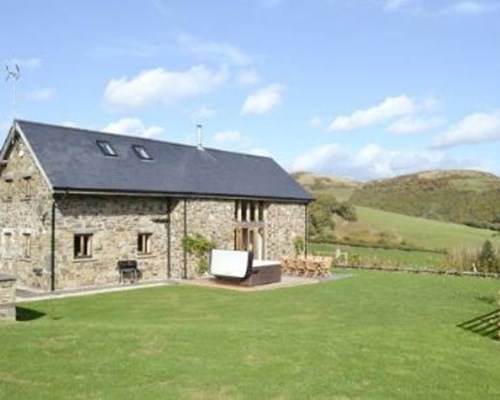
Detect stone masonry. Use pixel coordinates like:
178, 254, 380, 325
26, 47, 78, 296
0, 273, 16, 321
0, 132, 308, 291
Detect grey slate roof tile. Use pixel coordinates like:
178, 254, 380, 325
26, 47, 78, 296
15, 120, 313, 202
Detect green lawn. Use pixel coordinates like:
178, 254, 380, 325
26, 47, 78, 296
1, 272, 500, 399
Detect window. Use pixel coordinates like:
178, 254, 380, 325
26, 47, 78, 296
23, 176, 32, 199
3, 178, 13, 202
22, 233, 31, 259
132, 145, 153, 161
97, 140, 117, 157
138, 233, 152, 254
236, 200, 265, 223
3, 232, 12, 258
74, 234, 92, 259
235, 200, 266, 260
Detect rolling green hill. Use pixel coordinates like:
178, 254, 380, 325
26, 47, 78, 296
335, 206, 500, 252
292, 171, 361, 201
350, 170, 500, 226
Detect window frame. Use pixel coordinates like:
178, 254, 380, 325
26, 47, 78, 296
96, 140, 118, 157
132, 145, 153, 161
3, 231, 12, 258
74, 233, 93, 259
137, 232, 152, 255
22, 233, 31, 259
23, 176, 32, 199
3, 177, 13, 202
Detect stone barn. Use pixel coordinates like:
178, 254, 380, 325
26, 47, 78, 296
0, 120, 313, 291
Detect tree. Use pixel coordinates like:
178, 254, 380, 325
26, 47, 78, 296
308, 193, 337, 239
477, 240, 498, 273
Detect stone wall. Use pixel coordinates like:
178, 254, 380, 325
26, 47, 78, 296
0, 133, 53, 291
265, 203, 307, 260
168, 198, 236, 278
0, 274, 16, 321
54, 195, 169, 289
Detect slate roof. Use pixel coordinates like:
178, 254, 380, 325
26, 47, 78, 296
10, 120, 313, 202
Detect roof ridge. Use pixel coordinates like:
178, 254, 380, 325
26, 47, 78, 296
15, 119, 273, 160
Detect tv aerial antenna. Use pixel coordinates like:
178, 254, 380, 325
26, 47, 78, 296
5, 63, 21, 119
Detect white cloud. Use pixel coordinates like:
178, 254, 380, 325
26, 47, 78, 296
103, 65, 229, 109
292, 144, 348, 173
236, 69, 260, 86
291, 142, 474, 180
213, 130, 243, 144
432, 111, 500, 148
241, 83, 285, 115
25, 88, 55, 102
191, 105, 216, 120
103, 118, 164, 138
248, 147, 273, 158
328, 95, 418, 131
388, 116, 444, 134
5, 57, 40, 69
444, 1, 499, 15
177, 34, 251, 66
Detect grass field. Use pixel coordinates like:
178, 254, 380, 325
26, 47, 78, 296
336, 206, 500, 252
1, 272, 500, 399
310, 242, 446, 268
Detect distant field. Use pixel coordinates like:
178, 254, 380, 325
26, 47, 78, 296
310, 242, 446, 268
335, 206, 500, 252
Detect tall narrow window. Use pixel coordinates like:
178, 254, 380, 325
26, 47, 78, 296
234, 200, 266, 260
23, 176, 32, 199
4, 178, 13, 202
96, 140, 117, 157
22, 233, 31, 259
132, 145, 153, 161
74, 234, 92, 259
3, 232, 12, 258
138, 233, 152, 254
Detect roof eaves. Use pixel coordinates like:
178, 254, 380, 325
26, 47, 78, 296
53, 187, 313, 203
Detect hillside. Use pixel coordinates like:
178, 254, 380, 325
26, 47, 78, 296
350, 170, 500, 226
292, 171, 361, 201
335, 206, 500, 252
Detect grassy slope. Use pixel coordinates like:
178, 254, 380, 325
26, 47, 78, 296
292, 171, 361, 201
1, 275, 500, 399
351, 170, 500, 225
336, 206, 500, 251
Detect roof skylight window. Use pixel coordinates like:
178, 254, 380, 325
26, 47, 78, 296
97, 140, 117, 157
132, 145, 153, 161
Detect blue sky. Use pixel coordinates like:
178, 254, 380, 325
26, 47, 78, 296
1, 0, 499, 180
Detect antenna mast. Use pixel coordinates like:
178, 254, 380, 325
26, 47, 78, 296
5, 63, 21, 119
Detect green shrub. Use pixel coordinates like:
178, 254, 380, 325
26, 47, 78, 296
182, 234, 216, 274
293, 236, 305, 256
477, 240, 498, 273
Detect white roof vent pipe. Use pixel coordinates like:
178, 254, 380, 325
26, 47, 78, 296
196, 124, 204, 150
